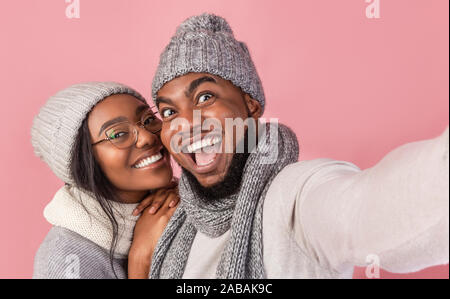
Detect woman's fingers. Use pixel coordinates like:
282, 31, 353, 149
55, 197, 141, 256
168, 192, 180, 208
150, 191, 179, 214
147, 190, 171, 214
133, 188, 169, 216
132, 195, 155, 216
133, 181, 180, 216
165, 194, 179, 218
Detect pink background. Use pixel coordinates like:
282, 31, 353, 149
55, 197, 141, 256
0, 0, 448, 279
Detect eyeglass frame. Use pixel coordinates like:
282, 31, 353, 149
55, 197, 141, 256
91, 108, 162, 149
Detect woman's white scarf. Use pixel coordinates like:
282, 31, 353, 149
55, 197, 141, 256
43, 185, 139, 258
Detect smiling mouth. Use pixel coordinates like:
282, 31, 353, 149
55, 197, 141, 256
132, 150, 164, 169
182, 135, 222, 167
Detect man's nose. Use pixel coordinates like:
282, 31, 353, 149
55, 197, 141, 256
179, 108, 203, 128
175, 108, 203, 135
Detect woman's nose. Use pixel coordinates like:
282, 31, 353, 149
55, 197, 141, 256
135, 127, 159, 149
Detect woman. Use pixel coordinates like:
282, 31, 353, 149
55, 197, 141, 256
31, 82, 177, 279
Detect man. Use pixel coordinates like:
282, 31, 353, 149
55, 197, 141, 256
149, 13, 449, 278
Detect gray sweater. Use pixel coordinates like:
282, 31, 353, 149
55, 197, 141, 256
33, 226, 127, 279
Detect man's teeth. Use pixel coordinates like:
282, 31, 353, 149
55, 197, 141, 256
133, 152, 163, 169
186, 136, 221, 153
196, 157, 216, 166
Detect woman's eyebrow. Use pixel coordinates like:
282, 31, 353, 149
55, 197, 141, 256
98, 116, 128, 137
98, 105, 151, 137
135, 104, 150, 117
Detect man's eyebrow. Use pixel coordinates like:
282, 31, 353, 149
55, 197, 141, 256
185, 76, 217, 98
98, 116, 128, 137
155, 97, 175, 109
154, 76, 217, 108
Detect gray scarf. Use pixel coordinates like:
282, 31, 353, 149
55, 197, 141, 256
150, 123, 299, 279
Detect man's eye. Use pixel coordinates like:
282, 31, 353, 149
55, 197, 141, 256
198, 93, 213, 104
162, 109, 175, 119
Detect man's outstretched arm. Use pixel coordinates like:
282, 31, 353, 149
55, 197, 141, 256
295, 126, 449, 273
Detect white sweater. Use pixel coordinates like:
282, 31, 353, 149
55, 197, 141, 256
183, 126, 449, 278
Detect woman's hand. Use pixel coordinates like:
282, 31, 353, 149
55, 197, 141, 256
128, 185, 179, 279
132, 180, 179, 216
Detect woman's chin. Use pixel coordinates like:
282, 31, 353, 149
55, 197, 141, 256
134, 171, 174, 191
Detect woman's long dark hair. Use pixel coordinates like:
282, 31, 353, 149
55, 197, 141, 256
70, 117, 121, 278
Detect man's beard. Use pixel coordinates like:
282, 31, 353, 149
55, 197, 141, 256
181, 131, 252, 200
182, 151, 250, 200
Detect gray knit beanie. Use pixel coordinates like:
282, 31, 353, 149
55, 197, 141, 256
151, 13, 266, 113
31, 82, 147, 185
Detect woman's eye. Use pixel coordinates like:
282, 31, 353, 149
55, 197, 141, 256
198, 93, 213, 104
162, 109, 175, 119
143, 115, 155, 126
109, 130, 127, 140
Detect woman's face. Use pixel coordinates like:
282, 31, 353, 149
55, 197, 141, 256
87, 94, 173, 202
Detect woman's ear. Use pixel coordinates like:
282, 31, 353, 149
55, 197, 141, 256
244, 94, 262, 119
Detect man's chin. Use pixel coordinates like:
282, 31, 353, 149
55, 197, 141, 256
194, 173, 225, 189
183, 166, 228, 190
181, 152, 250, 200
179, 152, 232, 187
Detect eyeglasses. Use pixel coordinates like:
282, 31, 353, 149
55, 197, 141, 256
92, 110, 162, 149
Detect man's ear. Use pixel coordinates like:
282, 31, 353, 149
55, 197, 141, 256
244, 94, 262, 119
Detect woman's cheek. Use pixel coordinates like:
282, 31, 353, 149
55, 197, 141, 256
96, 148, 131, 185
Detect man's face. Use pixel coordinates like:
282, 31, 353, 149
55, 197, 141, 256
156, 72, 261, 187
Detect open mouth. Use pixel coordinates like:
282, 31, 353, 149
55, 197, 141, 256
132, 150, 165, 169
182, 135, 222, 167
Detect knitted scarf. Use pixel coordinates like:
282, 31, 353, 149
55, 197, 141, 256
43, 185, 139, 258
150, 122, 299, 278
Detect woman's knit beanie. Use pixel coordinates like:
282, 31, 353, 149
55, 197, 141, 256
31, 82, 147, 184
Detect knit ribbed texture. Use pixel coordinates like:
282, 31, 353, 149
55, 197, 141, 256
43, 185, 139, 258
151, 13, 266, 113
34, 184, 140, 279
33, 226, 128, 279
31, 82, 147, 184
150, 123, 299, 279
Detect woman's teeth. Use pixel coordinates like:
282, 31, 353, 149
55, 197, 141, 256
186, 136, 221, 153
133, 152, 163, 169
